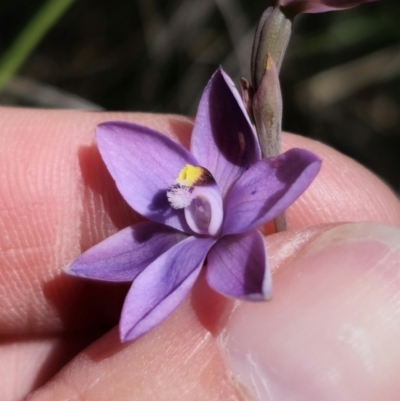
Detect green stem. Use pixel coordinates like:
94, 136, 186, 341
0, 0, 76, 91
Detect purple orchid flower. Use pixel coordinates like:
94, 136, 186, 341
66, 68, 321, 342
279, 0, 378, 14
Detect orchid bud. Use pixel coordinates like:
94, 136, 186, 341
253, 54, 282, 158
251, 6, 292, 89
249, 0, 377, 233
280, 0, 379, 15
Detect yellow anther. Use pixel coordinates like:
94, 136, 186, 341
177, 165, 204, 186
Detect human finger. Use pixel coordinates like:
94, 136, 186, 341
27, 222, 400, 401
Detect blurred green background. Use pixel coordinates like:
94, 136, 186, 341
0, 0, 399, 191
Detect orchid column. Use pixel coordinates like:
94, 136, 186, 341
247, 0, 378, 232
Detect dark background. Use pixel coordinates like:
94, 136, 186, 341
0, 0, 399, 191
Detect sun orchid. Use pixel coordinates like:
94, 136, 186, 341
65, 68, 321, 342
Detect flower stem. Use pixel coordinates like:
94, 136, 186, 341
251, 6, 293, 232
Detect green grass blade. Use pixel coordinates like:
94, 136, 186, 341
0, 0, 76, 91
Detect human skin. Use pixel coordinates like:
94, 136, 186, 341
0, 107, 399, 400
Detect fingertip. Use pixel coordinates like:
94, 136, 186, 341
27, 302, 242, 401
0, 108, 192, 334
219, 222, 400, 401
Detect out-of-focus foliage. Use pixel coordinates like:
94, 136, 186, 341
0, 0, 399, 190
0, 0, 76, 91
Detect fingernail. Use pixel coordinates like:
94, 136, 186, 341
218, 222, 400, 401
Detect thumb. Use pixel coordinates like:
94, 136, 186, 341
27, 222, 400, 400
221, 222, 400, 401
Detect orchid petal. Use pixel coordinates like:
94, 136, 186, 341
120, 236, 215, 342
223, 148, 321, 234
96, 121, 198, 232
185, 181, 223, 237
280, 0, 377, 14
190, 68, 261, 197
206, 230, 271, 300
65, 222, 188, 282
